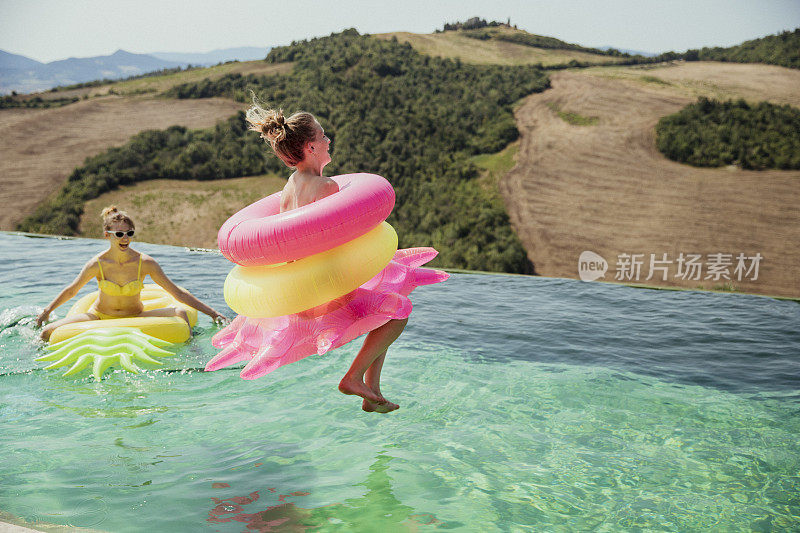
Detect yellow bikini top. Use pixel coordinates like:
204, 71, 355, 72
97, 256, 144, 297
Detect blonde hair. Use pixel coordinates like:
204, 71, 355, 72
101, 205, 135, 231
245, 97, 319, 167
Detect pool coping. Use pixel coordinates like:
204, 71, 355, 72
3, 230, 798, 303
0, 517, 103, 533
0, 510, 105, 532
0, 521, 43, 533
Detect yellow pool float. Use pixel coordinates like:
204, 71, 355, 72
48, 284, 198, 344
39, 284, 199, 380
223, 222, 397, 318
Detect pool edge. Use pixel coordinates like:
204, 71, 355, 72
3, 230, 798, 303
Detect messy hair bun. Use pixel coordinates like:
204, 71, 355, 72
100, 205, 135, 231
245, 96, 320, 167
246, 106, 288, 143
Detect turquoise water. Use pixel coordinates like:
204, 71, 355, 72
1, 232, 799, 532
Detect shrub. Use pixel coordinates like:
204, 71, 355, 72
656, 97, 800, 170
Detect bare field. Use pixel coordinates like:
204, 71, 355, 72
79, 175, 286, 248
40, 61, 293, 100
0, 95, 244, 230
500, 64, 800, 298
373, 31, 624, 66
584, 61, 800, 107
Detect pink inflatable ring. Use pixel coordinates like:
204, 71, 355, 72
218, 173, 395, 266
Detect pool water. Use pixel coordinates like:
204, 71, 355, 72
1, 232, 798, 531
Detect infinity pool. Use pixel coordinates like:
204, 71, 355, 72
1, 232, 798, 531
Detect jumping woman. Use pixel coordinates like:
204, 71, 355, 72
246, 102, 405, 413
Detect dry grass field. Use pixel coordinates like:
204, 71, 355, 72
0, 60, 292, 232
40, 61, 293, 100
79, 175, 286, 248
584, 61, 800, 107
0, 95, 245, 231
0, 59, 295, 233
373, 29, 626, 66
500, 62, 800, 298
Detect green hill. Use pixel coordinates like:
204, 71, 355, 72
684, 28, 800, 69
435, 17, 626, 57
19, 29, 550, 273
375, 27, 628, 67
462, 27, 625, 57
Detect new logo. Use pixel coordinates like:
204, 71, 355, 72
578, 251, 607, 281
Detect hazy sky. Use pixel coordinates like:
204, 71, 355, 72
2, 0, 799, 62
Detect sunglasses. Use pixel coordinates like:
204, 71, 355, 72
107, 230, 135, 238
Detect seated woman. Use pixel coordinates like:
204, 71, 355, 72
36, 206, 226, 341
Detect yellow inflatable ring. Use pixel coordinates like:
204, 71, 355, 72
224, 222, 398, 318
48, 284, 198, 344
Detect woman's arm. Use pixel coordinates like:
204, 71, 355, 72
36, 259, 99, 327
143, 257, 228, 322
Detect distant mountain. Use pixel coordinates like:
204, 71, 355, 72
44, 49, 182, 82
0, 49, 182, 95
0, 49, 43, 70
597, 46, 657, 57
150, 47, 270, 66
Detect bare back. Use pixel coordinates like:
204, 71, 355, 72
280, 173, 339, 213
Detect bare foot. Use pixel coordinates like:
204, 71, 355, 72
338, 376, 385, 403
362, 398, 399, 413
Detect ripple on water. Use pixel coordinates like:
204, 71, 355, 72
1, 233, 799, 531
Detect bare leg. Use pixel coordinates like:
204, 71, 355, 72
138, 306, 189, 324
361, 351, 400, 413
339, 318, 407, 410
365, 351, 386, 397
40, 312, 99, 341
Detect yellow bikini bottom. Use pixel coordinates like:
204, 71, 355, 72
49, 285, 198, 345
